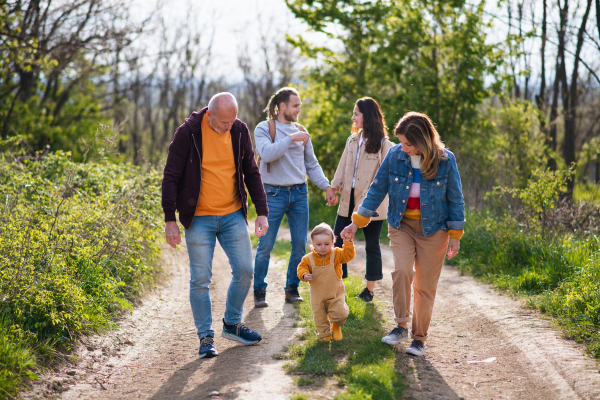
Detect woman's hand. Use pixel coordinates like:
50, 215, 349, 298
341, 223, 359, 242
447, 238, 460, 259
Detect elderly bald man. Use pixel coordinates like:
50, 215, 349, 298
162, 92, 269, 358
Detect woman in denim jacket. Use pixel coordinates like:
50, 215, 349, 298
342, 112, 465, 357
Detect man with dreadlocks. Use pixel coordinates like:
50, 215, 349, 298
253, 87, 338, 307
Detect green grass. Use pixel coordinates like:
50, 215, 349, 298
573, 182, 600, 202
452, 209, 600, 357
283, 275, 406, 399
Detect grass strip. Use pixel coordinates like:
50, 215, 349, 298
452, 210, 600, 357
284, 275, 406, 400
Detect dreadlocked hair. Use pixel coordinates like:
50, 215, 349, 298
264, 87, 300, 120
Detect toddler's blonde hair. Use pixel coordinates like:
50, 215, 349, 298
310, 222, 335, 241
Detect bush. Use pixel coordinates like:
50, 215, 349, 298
0, 149, 162, 399
452, 209, 600, 357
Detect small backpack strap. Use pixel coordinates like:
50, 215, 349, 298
330, 249, 336, 266
308, 253, 316, 269
266, 119, 276, 173
295, 123, 306, 132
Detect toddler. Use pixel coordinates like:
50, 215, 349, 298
297, 223, 355, 340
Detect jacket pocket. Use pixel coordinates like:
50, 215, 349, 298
430, 178, 448, 199
388, 173, 407, 198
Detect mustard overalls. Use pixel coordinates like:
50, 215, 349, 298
307, 250, 350, 339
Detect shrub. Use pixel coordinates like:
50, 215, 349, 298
0, 149, 162, 399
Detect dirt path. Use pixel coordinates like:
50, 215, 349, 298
349, 241, 600, 400
25, 223, 301, 400
25, 226, 600, 400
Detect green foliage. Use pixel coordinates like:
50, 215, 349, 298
285, 275, 406, 399
287, 0, 503, 181
452, 209, 600, 357
491, 167, 573, 234
0, 149, 162, 398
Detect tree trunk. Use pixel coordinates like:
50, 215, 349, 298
563, 0, 593, 195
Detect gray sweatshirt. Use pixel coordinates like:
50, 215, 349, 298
254, 120, 330, 190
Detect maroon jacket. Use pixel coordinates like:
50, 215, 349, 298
161, 107, 268, 229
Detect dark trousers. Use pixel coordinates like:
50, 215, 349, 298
333, 188, 384, 281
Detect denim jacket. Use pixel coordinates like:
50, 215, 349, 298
357, 145, 465, 236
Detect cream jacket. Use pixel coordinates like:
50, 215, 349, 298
331, 134, 394, 220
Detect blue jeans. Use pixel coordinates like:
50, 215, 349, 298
254, 183, 309, 291
185, 209, 253, 339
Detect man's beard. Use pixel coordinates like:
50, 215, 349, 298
209, 119, 227, 134
282, 109, 297, 122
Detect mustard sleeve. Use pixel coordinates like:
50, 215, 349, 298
334, 241, 355, 279
448, 230, 464, 240
297, 255, 313, 281
352, 212, 371, 228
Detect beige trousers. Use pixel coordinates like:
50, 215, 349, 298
388, 218, 449, 342
308, 251, 349, 338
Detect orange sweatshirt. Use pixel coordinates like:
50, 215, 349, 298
297, 241, 355, 281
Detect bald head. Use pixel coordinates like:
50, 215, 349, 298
206, 93, 238, 133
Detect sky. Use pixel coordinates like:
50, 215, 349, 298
133, 0, 315, 81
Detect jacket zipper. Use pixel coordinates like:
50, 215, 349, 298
237, 133, 246, 218
191, 133, 202, 212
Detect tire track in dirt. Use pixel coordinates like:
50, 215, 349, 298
348, 240, 600, 400
24, 224, 301, 400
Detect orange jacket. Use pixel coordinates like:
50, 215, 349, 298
297, 241, 355, 281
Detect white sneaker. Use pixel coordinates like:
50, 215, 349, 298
405, 339, 425, 356
381, 326, 409, 346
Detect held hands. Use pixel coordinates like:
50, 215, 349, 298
303, 273, 313, 281
340, 223, 358, 242
289, 131, 312, 146
447, 238, 460, 259
325, 186, 339, 207
165, 221, 182, 249
255, 215, 269, 238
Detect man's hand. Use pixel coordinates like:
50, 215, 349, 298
165, 221, 182, 249
447, 238, 460, 259
341, 223, 358, 242
325, 186, 338, 206
255, 215, 269, 238
289, 131, 312, 146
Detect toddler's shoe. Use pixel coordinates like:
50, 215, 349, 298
331, 322, 343, 340
321, 336, 332, 341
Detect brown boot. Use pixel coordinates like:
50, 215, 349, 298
254, 288, 268, 308
285, 287, 303, 303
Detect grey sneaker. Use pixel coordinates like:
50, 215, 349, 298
254, 288, 268, 308
382, 326, 409, 346
406, 339, 425, 356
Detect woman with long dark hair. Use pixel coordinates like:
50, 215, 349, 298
330, 97, 394, 302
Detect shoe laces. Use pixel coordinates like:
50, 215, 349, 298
200, 336, 214, 347
410, 339, 424, 350
232, 323, 252, 336
390, 326, 407, 336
